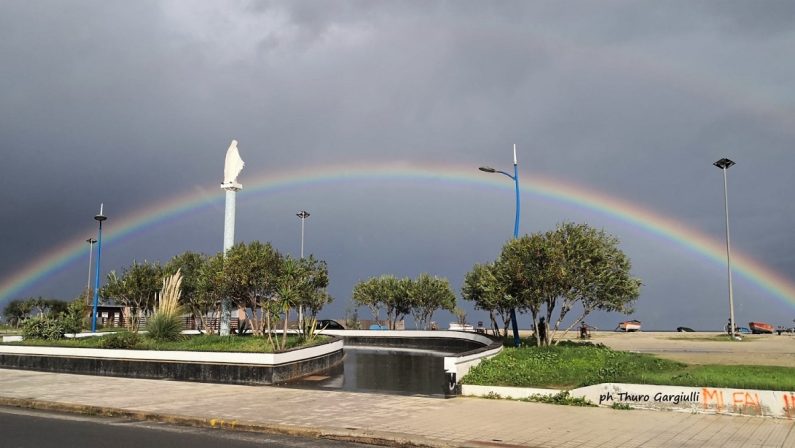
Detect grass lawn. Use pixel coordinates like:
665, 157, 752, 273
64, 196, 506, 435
461, 342, 795, 391
3, 333, 329, 353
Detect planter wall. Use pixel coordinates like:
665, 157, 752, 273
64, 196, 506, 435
0, 338, 343, 386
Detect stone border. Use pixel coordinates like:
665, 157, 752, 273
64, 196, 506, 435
462, 383, 795, 419
0, 338, 343, 386
319, 329, 503, 394
1, 331, 500, 393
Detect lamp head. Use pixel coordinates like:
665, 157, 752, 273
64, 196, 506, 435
478, 166, 497, 173
713, 158, 736, 169
86, 238, 97, 244
296, 210, 310, 219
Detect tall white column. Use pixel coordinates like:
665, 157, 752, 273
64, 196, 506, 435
220, 139, 244, 337
220, 187, 238, 336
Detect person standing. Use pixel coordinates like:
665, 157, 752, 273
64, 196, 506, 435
538, 317, 549, 345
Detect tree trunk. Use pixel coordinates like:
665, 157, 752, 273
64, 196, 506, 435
265, 308, 274, 347
489, 311, 499, 336
280, 308, 290, 350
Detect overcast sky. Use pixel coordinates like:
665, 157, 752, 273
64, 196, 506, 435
2, 1, 794, 331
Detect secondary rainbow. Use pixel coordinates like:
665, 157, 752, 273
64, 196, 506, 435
1, 162, 793, 310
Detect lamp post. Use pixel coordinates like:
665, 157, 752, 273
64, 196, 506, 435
85, 238, 97, 307
296, 210, 310, 332
91, 204, 107, 333
714, 158, 736, 339
479, 144, 521, 347
297, 210, 310, 258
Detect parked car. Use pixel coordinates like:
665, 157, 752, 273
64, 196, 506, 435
316, 319, 345, 330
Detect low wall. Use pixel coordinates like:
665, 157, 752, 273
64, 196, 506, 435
319, 330, 503, 395
575, 383, 795, 419
461, 383, 795, 419
0, 338, 343, 386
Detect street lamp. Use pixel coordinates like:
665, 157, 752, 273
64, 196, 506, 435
91, 204, 107, 333
85, 238, 97, 308
296, 211, 310, 333
713, 158, 736, 339
297, 210, 310, 258
479, 144, 521, 347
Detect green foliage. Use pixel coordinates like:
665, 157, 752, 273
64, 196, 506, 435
146, 313, 184, 342
462, 344, 683, 388
3, 297, 71, 327
354, 273, 454, 330
21, 316, 66, 340
461, 263, 513, 336
352, 275, 412, 329
519, 391, 596, 407
223, 241, 283, 336
463, 222, 641, 345
461, 345, 795, 391
164, 251, 203, 306
408, 273, 456, 330
611, 402, 632, 410
8, 333, 326, 353
60, 299, 85, 334
3, 299, 32, 327
101, 260, 163, 332
98, 331, 141, 349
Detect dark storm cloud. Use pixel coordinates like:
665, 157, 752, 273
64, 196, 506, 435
1, 1, 794, 329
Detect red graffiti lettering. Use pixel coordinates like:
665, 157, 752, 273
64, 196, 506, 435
702, 388, 724, 412
732, 391, 762, 414
784, 393, 795, 419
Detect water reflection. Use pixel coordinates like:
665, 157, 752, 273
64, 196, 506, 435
283, 346, 455, 396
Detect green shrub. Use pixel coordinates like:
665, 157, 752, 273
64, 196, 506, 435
21, 316, 66, 340
99, 331, 140, 349
60, 300, 84, 334
146, 313, 184, 342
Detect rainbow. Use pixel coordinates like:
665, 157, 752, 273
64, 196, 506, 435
1, 162, 794, 309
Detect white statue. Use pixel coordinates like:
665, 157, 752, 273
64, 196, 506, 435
221, 139, 245, 189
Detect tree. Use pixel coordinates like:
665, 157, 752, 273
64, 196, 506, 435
408, 273, 456, 330
273, 257, 304, 349
222, 241, 283, 337
471, 222, 641, 346
193, 252, 225, 334
352, 277, 382, 326
352, 275, 411, 330
495, 232, 559, 345
165, 251, 215, 332
546, 223, 641, 342
294, 256, 333, 339
461, 263, 513, 336
2, 299, 32, 327
101, 260, 163, 332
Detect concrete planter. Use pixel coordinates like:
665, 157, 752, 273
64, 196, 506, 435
0, 338, 343, 386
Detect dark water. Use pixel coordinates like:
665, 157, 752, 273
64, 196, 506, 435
282, 346, 455, 396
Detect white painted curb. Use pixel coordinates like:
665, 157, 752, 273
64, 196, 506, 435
463, 382, 795, 419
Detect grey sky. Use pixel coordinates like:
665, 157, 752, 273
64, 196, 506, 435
1, 1, 794, 330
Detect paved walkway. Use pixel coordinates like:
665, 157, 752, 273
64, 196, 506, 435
1, 369, 793, 447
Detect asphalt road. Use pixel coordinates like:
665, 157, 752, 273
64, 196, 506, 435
0, 406, 372, 448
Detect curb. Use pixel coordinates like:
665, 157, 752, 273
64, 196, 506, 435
0, 397, 452, 448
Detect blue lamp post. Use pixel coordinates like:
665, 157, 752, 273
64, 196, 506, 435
479, 144, 522, 347
91, 204, 107, 332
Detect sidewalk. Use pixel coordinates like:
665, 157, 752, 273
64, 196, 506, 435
1, 369, 793, 448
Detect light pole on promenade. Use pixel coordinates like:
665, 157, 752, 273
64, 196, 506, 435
91, 204, 107, 333
85, 238, 97, 307
714, 158, 736, 339
297, 211, 310, 259
296, 210, 310, 331
479, 144, 521, 347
